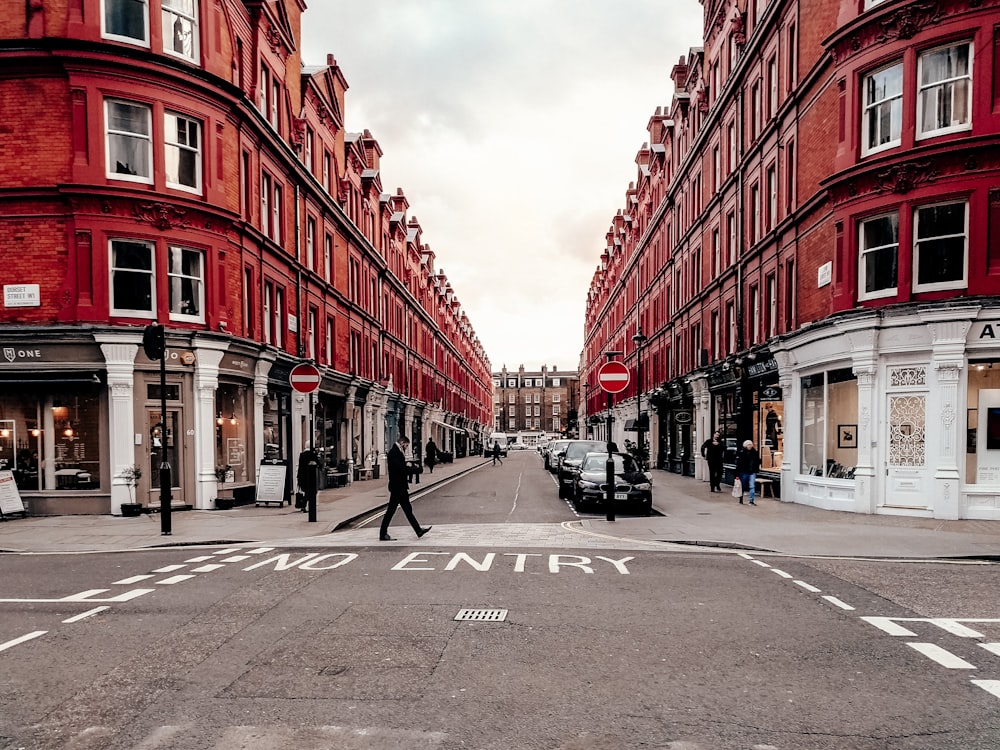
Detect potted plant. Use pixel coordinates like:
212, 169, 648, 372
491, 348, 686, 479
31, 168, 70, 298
214, 464, 235, 509
120, 463, 143, 517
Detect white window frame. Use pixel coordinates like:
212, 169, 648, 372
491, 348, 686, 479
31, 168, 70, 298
101, 0, 150, 47
105, 99, 153, 184
533, 394, 540, 403
861, 61, 903, 156
552, 394, 561, 402
324, 233, 333, 281
162, 0, 199, 63
858, 211, 899, 301
912, 201, 968, 293
110, 238, 155, 317
263, 283, 273, 345
164, 111, 202, 193
916, 42, 973, 140
325, 317, 333, 366
552, 378, 560, 386
271, 182, 282, 244
167, 245, 204, 322
508, 394, 515, 404
306, 217, 315, 270
258, 66, 269, 117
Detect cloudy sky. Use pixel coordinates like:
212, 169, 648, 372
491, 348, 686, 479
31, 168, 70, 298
301, 1, 703, 374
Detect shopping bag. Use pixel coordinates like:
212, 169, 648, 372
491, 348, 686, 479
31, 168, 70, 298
294, 490, 306, 509
731, 477, 742, 498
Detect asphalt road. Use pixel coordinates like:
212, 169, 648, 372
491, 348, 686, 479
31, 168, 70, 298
1, 450, 999, 749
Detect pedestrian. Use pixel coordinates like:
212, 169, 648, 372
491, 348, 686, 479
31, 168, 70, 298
700, 430, 725, 492
492, 442, 503, 466
424, 437, 438, 474
735, 439, 761, 505
379, 434, 431, 541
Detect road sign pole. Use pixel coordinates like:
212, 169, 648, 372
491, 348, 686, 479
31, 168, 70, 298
308, 390, 317, 522
602, 351, 623, 523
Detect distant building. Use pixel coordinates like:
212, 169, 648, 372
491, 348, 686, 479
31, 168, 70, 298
493, 366, 580, 438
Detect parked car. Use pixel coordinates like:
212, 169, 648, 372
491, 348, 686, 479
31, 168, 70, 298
572, 452, 653, 515
543, 439, 571, 472
556, 440, 608, 498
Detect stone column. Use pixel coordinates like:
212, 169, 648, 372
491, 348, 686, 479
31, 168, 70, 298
253, 352, 275, 478
690, 375, 710, 481
192, 344, 227, 509
98, 336, 140, 515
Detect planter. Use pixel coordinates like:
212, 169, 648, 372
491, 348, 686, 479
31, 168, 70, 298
215, 497, 235, 510
120, 503, 143, 517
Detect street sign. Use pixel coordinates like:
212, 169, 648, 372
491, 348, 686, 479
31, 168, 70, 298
289, 363, 322, 394
597, 360, 631, 394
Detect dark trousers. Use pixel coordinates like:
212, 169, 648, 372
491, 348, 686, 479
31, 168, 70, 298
708, 462, 723, 490
380, 491, 421, 537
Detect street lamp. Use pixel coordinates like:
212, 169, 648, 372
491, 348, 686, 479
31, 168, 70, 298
632, 325, 648, 470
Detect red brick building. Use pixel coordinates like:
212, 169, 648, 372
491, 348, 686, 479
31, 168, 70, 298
0, 0, 491, 514
583, 0, 1000, 519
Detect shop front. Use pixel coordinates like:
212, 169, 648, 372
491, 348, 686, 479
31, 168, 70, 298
742, 353, 784, 497
656, 379, 695, 476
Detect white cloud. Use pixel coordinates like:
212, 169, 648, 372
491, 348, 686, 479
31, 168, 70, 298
301, 0, 702, 371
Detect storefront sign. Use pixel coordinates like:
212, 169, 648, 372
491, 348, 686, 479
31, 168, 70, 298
674, 411, 692, 424
0, 471, 26, 515
974, 323, 1000, 340
0, 344, 103, 365
745, 357, 778, 379
4, 284, 40, 308
760, 386, 783, 401
255, 460, 287, 505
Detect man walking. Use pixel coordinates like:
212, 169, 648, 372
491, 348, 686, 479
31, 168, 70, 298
492, 441, 503, 466
380, 434, 431, 541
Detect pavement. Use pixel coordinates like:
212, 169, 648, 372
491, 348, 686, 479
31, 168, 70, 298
0, 454, 998, 559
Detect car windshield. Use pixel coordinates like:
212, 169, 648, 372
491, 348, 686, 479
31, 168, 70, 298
564, 441, 607, 460
581, 454, 638, 473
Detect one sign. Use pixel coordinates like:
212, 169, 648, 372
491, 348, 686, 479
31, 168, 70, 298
4, 284, 40, 308
289, 363, 321, 394
0, 470, 26, 516
597, 360, 631, 394
255, 460, 287, 506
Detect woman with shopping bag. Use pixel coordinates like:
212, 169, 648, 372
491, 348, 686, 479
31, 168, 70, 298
734, 440, 761, 505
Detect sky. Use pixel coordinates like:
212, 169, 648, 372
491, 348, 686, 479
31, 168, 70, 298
300, 1, 704, 374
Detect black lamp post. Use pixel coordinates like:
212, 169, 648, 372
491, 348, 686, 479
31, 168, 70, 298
632, 325, 648, 470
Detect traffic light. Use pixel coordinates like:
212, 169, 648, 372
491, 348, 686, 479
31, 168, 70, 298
142, 324, 165, 360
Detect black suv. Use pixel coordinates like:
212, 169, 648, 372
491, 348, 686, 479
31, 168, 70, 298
556, 440, 608, 499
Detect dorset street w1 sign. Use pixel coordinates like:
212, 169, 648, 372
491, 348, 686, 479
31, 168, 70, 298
597, 360, 631, 394
289, 363, 322, 394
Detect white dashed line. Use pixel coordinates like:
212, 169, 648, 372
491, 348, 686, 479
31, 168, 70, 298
184, 555, 215, 563
155, 575, 196, 585
972, 680, 1000, 699
737, 552, 754, 560
63, 606, 109, 623
771, 568, 793, 578
219, 556, 251, 563
190, 564, 225, 573
152, 565, 187, 573
861, 617, 918, 636
0, 631, 46, 652
907, 642, 976, 669
822, 595, 855, 611
979, 643, 1000, 657
113, 575, 154, 585
245, 548, 274, 554
752, 559, 771, 568
213, 549, 243, 555
794, 580, 821, 593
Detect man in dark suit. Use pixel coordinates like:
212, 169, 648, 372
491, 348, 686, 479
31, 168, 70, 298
379, 434, 431, 541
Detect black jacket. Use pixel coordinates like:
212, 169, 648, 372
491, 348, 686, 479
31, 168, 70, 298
701, 438, 724, 464
735, 447, 761, 474
387, 443, 409, 495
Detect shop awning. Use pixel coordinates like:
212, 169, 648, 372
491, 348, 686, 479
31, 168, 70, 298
431, 419, 461, 432
624, 413, 649, 432
0, 370, 103, 386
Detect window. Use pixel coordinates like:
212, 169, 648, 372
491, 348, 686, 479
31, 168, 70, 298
766, 165, 777, 230
749, 284, 760, 345
308, 307, 317, 360
306, 217, 316, 270
271, 182, 282, 244
325, 317, 333, 365
110, 239, 154, 316
508, 394, 515, 404
726, 301, 736, 353
858, 212, 899, 299
167, 246, 203, 321
712, 145, 720, 192
553, 404, 561, 415
800, 369, 858, 477
750, 81, 761, 140
913, 201, 967, 291
273, 286, 284, 348
508, 406, 515, 417
552, 378, 561, 387
534, 405, 540, 416
303, 126, 313, 173
261, 173, 271, 237
103, 0, 149, 46
712, 228, 720, 277
727, 121, 737, 174
750, 183, 761, 243
258, 66, 269, 117
525, 394, 532, 404
767, 56, 778, 118
163, 0, 198, 62
164, 112, 201, 192
105, 100, 152, 182
553, 394, 561, 402
241, 151, 251, 218
862, 63, 903, 155
323, 152, 332, 193
917, 43, 972, 138
766, 274, 777, 338
324, 233, 333, 281
263, 283, 273, 345
270, 76, 281, 129
243, 267, 254, 336
727, 210, 737, 264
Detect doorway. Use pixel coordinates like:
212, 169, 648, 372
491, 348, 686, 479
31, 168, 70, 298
147, 407, 184, 506
883, 393, 929, 509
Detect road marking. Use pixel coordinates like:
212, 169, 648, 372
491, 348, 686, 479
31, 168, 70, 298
752, 559, 771, 568
979, 643, 1000, 657
245, 547, 274, 554
861, 616, 918, 636
737, 553, 754, 560
930, 619, 986, 639
190, 564, 225, 573
971, 680, 1000, 699
907, 642, 976, 669
794, 580, 821, 593
152, 565, 186, 573
822, 595, 855, 611
771, 568, 793, 578
213, 548, 243, 555
0, 631, 46, 652
113, 575, 154, 585
156, 575, 196, 585
63, 606, 109, 623
184, 555, 214, 562
220, 555, 251, 563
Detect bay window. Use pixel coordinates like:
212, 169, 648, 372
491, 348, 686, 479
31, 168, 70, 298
917, 43, 972, 139
862, 62, 903, 155
106, 100, 152, 182
913, 201, 967, 291
163, 0, 198, 62
858, 212, 899, 299
164, 111, 201, 192
103, 0, 149, 46
110, 239, 155, 316
167, 246, 204, 321
801, 368, 858, 478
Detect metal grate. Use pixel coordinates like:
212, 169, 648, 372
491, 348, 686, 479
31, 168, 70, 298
455, 608, 508, 622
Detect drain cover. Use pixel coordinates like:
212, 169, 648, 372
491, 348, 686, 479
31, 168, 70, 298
454, 608, 508, 622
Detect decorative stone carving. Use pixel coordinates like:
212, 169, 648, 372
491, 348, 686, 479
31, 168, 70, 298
934, 361, 963, 383
133, 202, 190, 231
876, 2, 942, 43
875, 161, 938, 194
854, 365, 877, 387
889, 366, 926, 388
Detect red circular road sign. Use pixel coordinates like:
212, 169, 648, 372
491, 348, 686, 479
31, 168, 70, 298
597, 360, 631, 394
289, 363, 322, 394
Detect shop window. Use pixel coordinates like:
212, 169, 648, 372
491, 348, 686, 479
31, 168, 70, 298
105, 99, 153, 182
858, 212, 899, 299
1, 390, 104, 492
917, 42, 972, 140
965, 362, 1000, 485
110, 239, 155, 316
262, 391, 288, 461
800, 368, 858, 478
215, 383, 249, 484
167, 245, 204, 321
862, 62, 903, 156
913, 201, 967, 291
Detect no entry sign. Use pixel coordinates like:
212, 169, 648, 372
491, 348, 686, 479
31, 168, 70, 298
289, 363, 322, 394
597, 360, 631, 394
